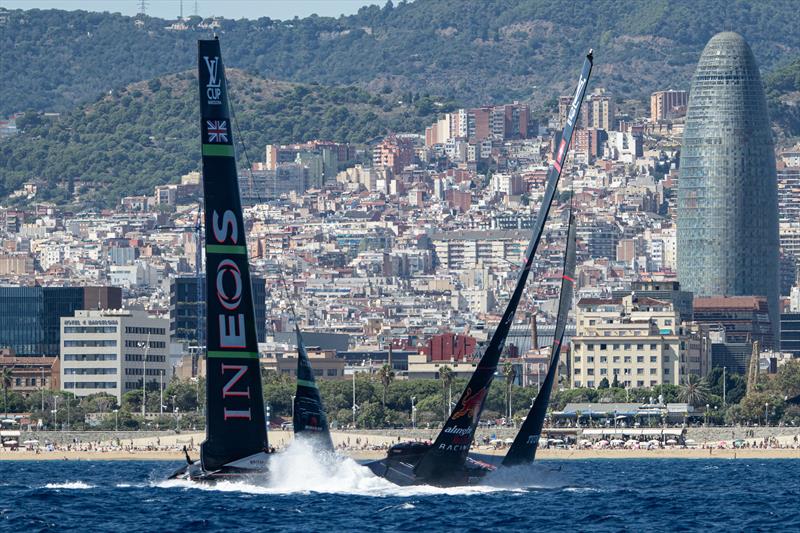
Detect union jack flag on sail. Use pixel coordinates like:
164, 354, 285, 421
207, 120, 228, 143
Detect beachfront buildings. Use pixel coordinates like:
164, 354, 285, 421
569, 296, 710, 389
59, 309, 170, 403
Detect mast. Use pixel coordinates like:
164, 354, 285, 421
414, 51, 593, 481
293, 325, 334, 451
503, 212, 577, 466
198, 38, 268, 472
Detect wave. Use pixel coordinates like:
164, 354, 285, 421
154, 440, 508, 497
44, 481, 95, 490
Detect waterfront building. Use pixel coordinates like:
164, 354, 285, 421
59, 309, 169, 403
0, 349, 59, 393
260, 347, 345, 379
0, 286, 121, 356
677, 32, 779, 336
569, 296, 710, 389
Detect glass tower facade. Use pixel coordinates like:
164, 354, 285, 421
677, 32, 779, 334
0, 286, 120, 356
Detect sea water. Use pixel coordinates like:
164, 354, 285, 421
0, 443, 797, 532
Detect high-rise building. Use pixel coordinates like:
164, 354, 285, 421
677, 32, 779, 338
0, 286, 121, 356
170, 275, 266, 344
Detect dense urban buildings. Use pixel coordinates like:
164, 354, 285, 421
1, 29, 799, 404
677, 32, 780, 339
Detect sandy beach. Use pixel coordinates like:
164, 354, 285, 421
2, 429, 800, 461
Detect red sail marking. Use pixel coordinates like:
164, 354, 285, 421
451, 387, 488, 421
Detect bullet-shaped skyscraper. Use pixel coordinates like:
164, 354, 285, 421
677, 32, 779, 340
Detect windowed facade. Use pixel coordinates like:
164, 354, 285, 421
60, 309, 170, 403
677, 32, 779, 339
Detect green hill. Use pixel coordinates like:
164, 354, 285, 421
2, 1, 800, 115
0, 71, 451, 208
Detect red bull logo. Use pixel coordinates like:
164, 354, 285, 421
451, 387, 487, 421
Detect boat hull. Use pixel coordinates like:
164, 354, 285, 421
363, 446, 495, 487
168, 451, 274, 483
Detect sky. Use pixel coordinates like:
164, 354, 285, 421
0, 0, 381, 20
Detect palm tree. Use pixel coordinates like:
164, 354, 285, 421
679, 374, 710, 408
502, 361, 517, 422
377, 364, 394, 407
439, 365, 453, 422
1, 367, 12, 419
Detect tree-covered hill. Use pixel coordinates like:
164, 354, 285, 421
2, 0, 800, 116
0, 71, 451, 208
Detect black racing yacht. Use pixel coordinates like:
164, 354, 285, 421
292, 324, 334, 451
170, 38, 274, 481
170, 38, 334, 483
471, 210, 578, 470
364, 50, 593, 487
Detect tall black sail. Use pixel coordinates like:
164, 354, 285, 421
414, 51, 593, 481
503, 213, 577, 466
293, 326, 334, 451
198, 38, 268, 472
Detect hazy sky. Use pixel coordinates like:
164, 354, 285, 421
0, 1, 381, 20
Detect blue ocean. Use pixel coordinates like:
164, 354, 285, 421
1, 451, 797, 531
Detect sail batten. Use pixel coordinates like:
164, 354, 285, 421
198, 38, 268, 472
413, 51, 593, 482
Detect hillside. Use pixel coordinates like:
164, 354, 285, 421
0, 71, 452, 208
2, 1, 800, 115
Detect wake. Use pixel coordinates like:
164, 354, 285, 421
154, 439, 507, 497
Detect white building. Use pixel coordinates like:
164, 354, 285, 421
60, 309, 170, 403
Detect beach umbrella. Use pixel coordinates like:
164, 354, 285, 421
3, 440, 18, 446
504, 438, 514, 444
610, 439, 625, 447
665, 439, 677, 445
549, 438, 564, 444
23, 439, 39, 445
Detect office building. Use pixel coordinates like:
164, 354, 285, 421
677, 32, 779, 337
693, 296, 773, 350
170, 275, 266, 344
0, 286, 121, 356
60, 309, 169, 403
780, 312, 800, 359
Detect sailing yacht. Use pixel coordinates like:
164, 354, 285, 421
364, 51, 593, 487
170, 38, 332, 481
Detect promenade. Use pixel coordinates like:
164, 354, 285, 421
1, 426, 799, 461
